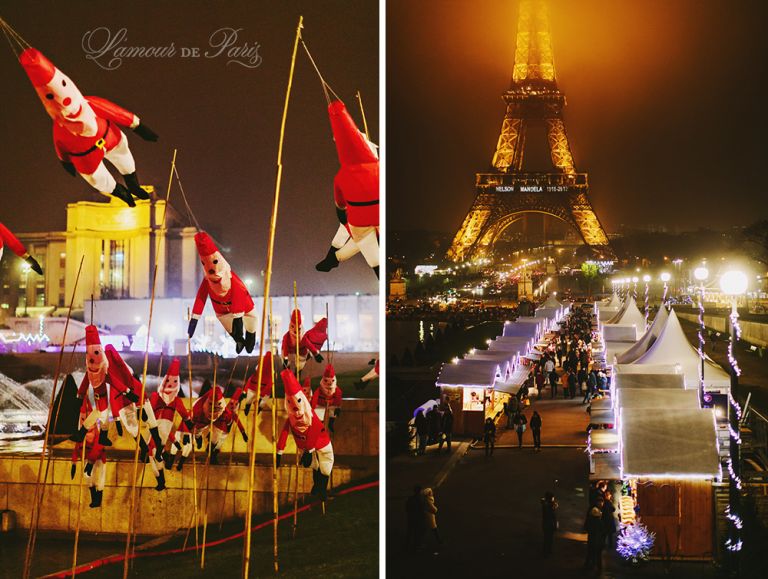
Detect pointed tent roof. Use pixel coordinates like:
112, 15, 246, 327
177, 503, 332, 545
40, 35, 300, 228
632, 309, 730, 389
539, 294, 562, 310
606, 297, 645, 329
598, 294, 623, 320
615, 307, 669, 364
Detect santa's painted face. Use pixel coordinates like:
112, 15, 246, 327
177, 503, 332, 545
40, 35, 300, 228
301, 381, 312, 399
159, 373, 180, 404
203, 391, 225, 422
200, 251, 232, 295
285, 390, 312, 432
86, 343, 108, 385
288, 317, 302, 338
34, 69, 98, 136
319, 376, 337, 398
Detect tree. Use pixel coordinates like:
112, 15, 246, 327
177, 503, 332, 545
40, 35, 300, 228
580, 262, 600, 298
741, 220, 768, 267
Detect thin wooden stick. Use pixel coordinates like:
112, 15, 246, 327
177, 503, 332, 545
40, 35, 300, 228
270, 298, 279, 572
71, 432, 87, 577
123, 149, 177, 579
356, 91, 370, 140
242, 15, 303, 579
23, 255, 84, 579
181, 308, 200, 552
292, 281, 300, 537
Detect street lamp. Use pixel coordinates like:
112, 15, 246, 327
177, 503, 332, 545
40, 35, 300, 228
719, 269, 747, 560
694, 266, 709, 389
631, 276, 639, 300
660, 272, 671, 306
642, 274, 651, 327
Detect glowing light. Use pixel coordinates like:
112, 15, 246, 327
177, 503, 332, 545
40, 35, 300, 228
720, 270, 748, 295
694, 267, 709, 281
642, 275, 651, 283
660, 272, 671, 282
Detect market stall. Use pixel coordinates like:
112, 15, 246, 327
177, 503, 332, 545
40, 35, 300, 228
435, 362, 499, 436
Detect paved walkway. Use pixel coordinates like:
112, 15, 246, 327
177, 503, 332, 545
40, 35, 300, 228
386, 397, 717, 578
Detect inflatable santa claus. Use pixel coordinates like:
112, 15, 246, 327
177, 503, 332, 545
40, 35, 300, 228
355, 358, 379, 390
19, 47, 158, 207
208, 387, 248, 463
276, 369, 334, 500
147, 359, 194, 489
242, 351, 275, 416
0, 222, 42, 275
280, 309, 327, 373
315, 100, 379, 278
187, 232, 257, 354
73, 325, 120, 447
70, 402, 108, 509
182, 384, 227, 453
311, 364, 343, 433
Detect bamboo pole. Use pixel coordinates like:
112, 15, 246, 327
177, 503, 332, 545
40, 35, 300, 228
201, 354, 218, 569
23, 255, 84, 579
181, 308, 200, 552
70, 430, 87, 577
270, 298, 279, 573
292, 282, 301, 536
242, 15, 303, 579
123, 149, 177, 579
356, 91, 370, 140
219, 360, 249, 533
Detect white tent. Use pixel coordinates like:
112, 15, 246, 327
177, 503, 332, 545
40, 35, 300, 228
502, 321, 540, 340
631, 309, 730, 391
603, 298, 646, 343
617, 388, 699, 410
540, 294, 563, 309
613, 372, 685, 390
598, 294, 623, 321
467, 350, 516, 376
436, 362, 498, 388
614, 306, 669, 364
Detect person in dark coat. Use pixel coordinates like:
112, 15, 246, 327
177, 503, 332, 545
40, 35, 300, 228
513, 411, 527, 448
584, 503, 606, 571
438, 406, 453, 452
550, 369, 559, 398
415, 409, 428, 455
567, 370, 577, 399
427, 408, 441, 445
602, 490, 618, 547
530, 410, 542, 451
405, 484, 425, 550
541, 491, 558, 557
483, 417, 496, 457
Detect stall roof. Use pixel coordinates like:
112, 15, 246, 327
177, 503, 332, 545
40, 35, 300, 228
632, 310, 730, 390
605, 297, 646, 331
459, 358, 506, 379
614, 307, 669, 364
614, 363, 682, 376
617, 388, 699, 410
590, 429, 619, 452
535, 307, 560, 320
603, 325, 640, 343
495, 366, 531, 394
488, 337, 530, 354
591, 453, 621, 481
539, 294, 563, 309
590, 397, 613, 412
620, 408, 719, 478
468, 350, 517, 363
613, 373, 686, 390
436, 362, 497, 388
502, 323, 540, 338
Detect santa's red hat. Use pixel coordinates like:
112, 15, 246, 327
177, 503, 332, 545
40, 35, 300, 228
230, 387, 243, 403
19, 47, 56, 87
281, 369, 301, 396
85, 325, 100, 346
289, 309, 302, 327
323, 364, 336, 380
194, 232, 218, 257
167, 358, 180, 376
328, 100, 377, 166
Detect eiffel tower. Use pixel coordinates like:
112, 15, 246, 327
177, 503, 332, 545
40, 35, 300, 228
446, 0, 612, 262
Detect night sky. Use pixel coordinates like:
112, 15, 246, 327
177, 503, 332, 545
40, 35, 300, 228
0, 0, 378, 295
387, 0, 768, 236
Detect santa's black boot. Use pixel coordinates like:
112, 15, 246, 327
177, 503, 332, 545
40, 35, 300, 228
176, 455, 187, 471
98, 429, 112, 447
210, 447, 220, 465
230, 317, 245, 354
111, 183, 135, 207
70, 426, 87, 443
84, 462, 93, 476
155, 470, 166, 491
243, 403, 252, 416
315, 246, 340, 272
139, 438, 150, 463
91, 489, 103, 509
318, 473, 330, 501
164, 452, 176, 470
372, 266, 379, 279
88, 486, 98, 508
311, 469, 320, 496
124, 172, 149, 199
115, 420, 123, 437
244, 331, 256, 353
150, 427, 164, 461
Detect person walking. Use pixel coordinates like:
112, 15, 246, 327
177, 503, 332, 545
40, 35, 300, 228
584, 503, 606, 571
582, 368, 596, 404
541, 491, 558, 557
530, 410, 542, 451
405, 484, 425, 551
483, 416, 496, 457
535, 370, 545, 399
543, 356, 555, 386
561, 370, 569, 399
602, 490, 618, 547
550, 368, 559, 398
415, 409, 428, 455
438, 406, 453, 452
568, 369, 578, 399
422, 487, 441, 549
513, 411, 527, 448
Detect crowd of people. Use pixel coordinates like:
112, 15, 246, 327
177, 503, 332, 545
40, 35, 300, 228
413, 403, 453, 455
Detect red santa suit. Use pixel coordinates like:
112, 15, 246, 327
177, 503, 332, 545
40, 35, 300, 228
311, 364, 343, 432
277, 369, 334, 500
73, 325, 113, 447
103, 344, 164, 462
315, 100, 379, 277
187, 232, 257, 354
71, 411, 108, 508
242, 351, 275, 415
280, 309, 328, 373
0, 222, 43, 275
19, 47, 158, 207
209, 388, 247, 462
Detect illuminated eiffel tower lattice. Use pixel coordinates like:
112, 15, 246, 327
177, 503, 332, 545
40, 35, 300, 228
446, 0, 613, 262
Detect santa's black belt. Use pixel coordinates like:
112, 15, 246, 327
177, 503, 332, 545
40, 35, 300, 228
211, 298, 232, 306
346, 199, 379, 206
69, 122, 111, 157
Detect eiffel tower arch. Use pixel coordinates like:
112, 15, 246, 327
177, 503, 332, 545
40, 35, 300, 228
446, 0, 613, 262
